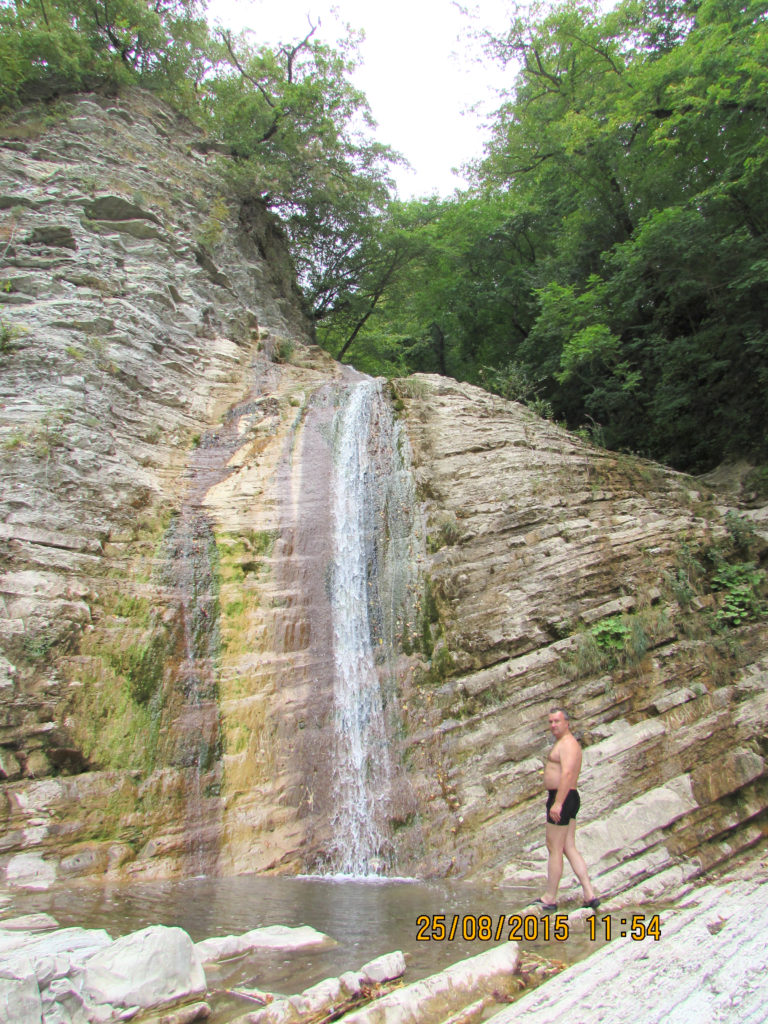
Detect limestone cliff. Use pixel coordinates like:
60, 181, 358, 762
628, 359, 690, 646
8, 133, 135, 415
392, 376, 768, 901
1, 90, 766, 897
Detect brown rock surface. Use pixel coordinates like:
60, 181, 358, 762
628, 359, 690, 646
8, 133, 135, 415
1, 93, 766, 895
389, 374, 768, 897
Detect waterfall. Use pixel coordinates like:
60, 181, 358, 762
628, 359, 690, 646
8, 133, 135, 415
161, 511, 221, 876
326, 378, 421, 876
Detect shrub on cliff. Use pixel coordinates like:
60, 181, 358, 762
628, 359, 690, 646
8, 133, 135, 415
0, 0, 211, 110
0, 0, 400, 341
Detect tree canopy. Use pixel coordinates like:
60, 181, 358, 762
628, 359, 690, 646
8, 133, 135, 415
325, 0, 768, 473
0, 0, 398, 330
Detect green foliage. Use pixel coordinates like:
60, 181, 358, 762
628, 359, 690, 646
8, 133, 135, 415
2, 0, 766, 472
744, 466, 768, 500
667, 517, 767, 630
724, 509, 760, 557
0, 316, 25, 354
270, 338, 295, 364
108, 631, 166, 704
196, 195, 228, 252
22, 628, 57, 662
573, 614, 633, 676
323, 0, 768, 472
710, 558, 765, 628
663, 544, 708, 606
0, 4, 399, 335
206, 24, 398, 320
478, 362, 554, 419
113, 592, 152, 622
416, 577, 441, 659
0, 0, 212, 112
427, 512, 461, 553
569, 604, 669, 678
590, 615, 632, 652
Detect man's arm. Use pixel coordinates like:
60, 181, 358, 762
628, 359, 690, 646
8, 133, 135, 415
549, 738, 581, 823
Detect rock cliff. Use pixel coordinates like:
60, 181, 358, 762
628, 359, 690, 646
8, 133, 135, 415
1, 90, 766, 896
391, 376, 768, 901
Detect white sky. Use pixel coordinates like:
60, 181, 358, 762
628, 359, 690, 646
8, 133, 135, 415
209, 0, 514, 198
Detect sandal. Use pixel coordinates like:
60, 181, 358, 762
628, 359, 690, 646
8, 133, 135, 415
532, 898, 558, 913
582, 897, 601, 911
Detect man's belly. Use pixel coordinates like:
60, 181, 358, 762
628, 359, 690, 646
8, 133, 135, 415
543, 764, 560, 789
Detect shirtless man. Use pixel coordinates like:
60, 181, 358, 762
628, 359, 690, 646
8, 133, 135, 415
537, 708, 599, 912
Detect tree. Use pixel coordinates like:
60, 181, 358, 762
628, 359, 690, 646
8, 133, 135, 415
0, 2, 402, 337
329, 0, 767, 471
202, 22, 400, 328
0, 0, 212, 110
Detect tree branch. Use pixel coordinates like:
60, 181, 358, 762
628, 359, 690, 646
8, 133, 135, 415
336, 250, 404, 360
281, 22, 317, 85
220, 30, 276, 107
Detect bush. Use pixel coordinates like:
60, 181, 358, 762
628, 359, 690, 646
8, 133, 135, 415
710, 559, 765, 628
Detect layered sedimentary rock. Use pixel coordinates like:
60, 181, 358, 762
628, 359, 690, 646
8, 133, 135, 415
391, 375, 768, 899
0, 88, 320, 880
1, 90, 766, 896
486, 870, 768, 1024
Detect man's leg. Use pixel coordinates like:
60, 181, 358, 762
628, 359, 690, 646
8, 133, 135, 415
543, 822, 567, 904
563, 821, 597, 901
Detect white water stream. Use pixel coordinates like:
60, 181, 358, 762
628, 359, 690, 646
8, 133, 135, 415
327, 379, 420, 875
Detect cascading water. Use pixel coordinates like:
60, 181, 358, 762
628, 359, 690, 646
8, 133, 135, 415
161, 511, 221, 876
326, 378, 422, 876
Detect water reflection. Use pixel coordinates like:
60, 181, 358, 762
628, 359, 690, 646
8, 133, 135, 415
10, 874, 602, 1022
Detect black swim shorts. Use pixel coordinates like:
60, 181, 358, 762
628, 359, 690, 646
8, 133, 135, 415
546, 788, 581, 825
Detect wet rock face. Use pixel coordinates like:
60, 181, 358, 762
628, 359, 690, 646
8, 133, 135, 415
1, 92, 767, 895
0, 89, 314, 880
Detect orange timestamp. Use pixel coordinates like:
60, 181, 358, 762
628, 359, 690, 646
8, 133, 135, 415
587, 913, 661, 941
416, 912, 662, 943
416, 914, 571, 942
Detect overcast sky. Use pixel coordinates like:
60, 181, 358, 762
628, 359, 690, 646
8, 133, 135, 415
211, 0, 514, 198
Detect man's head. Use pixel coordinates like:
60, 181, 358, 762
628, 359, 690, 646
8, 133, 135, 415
548, 707, 571, 738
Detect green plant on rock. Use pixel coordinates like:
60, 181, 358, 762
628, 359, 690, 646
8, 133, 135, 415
1, 432, 25, 452
22, 628, 58, 662
590, 615, 632, 652
112, 592, 152, 624
28, 407, 72, 459
196, 196, 229, 252
710, 558, 765, 629
569, 610, 656, 678
427, 511, 461, 553
478, 361, 554, 420
417, 578, 441, 658
743, 467, 768, 501
666, 541, 707, 608
270, 338, 295, 364
108, 629, 167, 705
724, 510, 760, 558
0, 316, 25, 354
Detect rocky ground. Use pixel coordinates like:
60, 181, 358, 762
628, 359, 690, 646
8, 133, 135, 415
489, 852, 768, 1024
3, 848, 767, 1024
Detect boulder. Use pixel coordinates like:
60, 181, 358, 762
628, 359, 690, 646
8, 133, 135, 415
234, 952, 406, 1024
0, 958, 43, 1024
0, 913, 59, 932
194, 924, 334, 965
5, 852, 57, 889
82, 925, 206, 1013
338, 944, 520, 1024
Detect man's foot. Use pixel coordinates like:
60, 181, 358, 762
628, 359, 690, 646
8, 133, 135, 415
582, 897, 600, 911
532, 898, 558, 913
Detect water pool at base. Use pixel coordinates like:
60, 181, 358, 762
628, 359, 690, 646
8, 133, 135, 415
7, 874, 608, 1021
